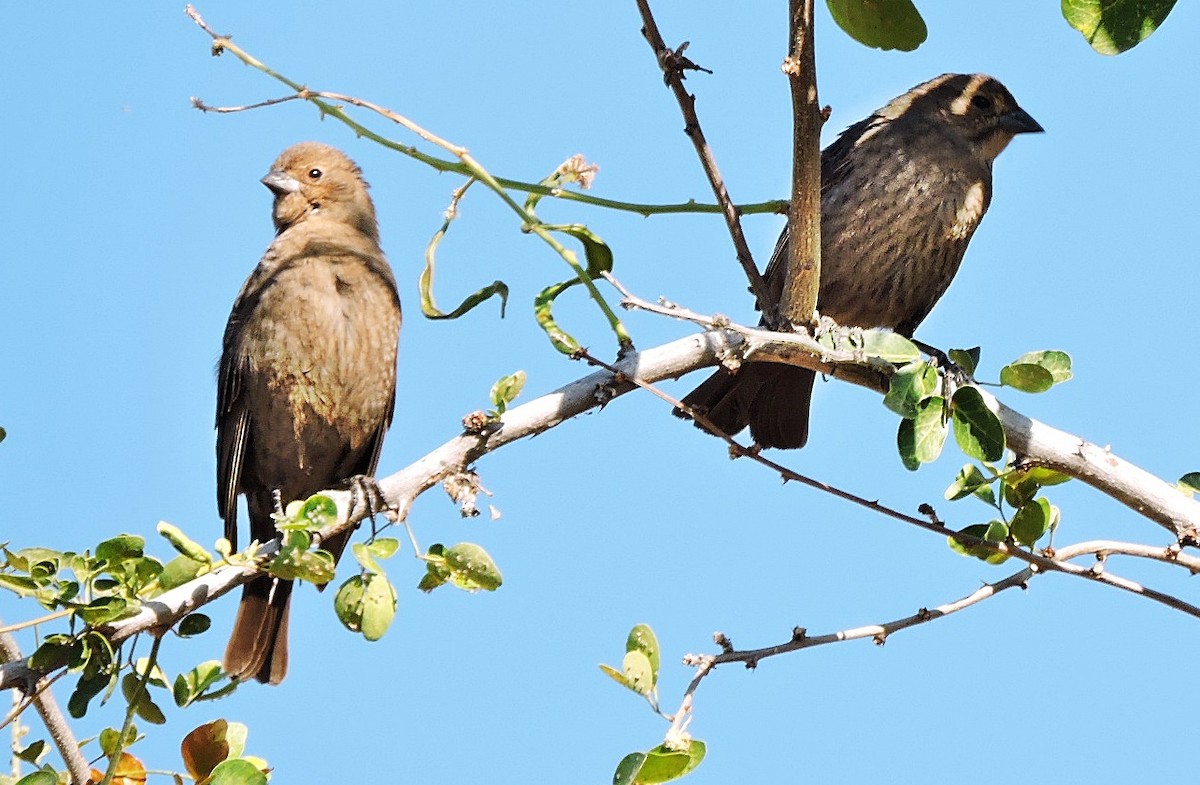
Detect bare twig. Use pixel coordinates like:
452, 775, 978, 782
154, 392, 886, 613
668, 535, 1200, 728
780, 0, 823, 326
184, 5, 787, 220
634, 0, 776, 322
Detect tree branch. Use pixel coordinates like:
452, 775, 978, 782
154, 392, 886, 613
780, 0, 822, 326
4, 315, 1200, 699
0, 630, 90, 785
633, 0, 775, 321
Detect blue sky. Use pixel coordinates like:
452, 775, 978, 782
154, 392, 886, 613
2, 3, 1198, 783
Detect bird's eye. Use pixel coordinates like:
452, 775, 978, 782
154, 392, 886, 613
308, 168, 323, 180
970, 94, 993, 111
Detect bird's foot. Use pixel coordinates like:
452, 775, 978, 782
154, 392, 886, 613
344, 475, 394, 527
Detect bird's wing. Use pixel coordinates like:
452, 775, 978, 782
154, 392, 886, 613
215, 258, 278, 548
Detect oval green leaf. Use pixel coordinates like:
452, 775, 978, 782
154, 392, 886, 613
622, 650, 654, 697
1062, 0, 1177, 54
826, 0, 928, 51
948, 347, 981, 377
999, 363, 1054, 393
951, 387, 1005, 462
626, 624, 660, 688
360, 574, 397, 641
1011, 497, 1052, 546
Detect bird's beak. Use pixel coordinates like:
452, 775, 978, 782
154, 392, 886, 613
261, 169, 301, 196
999, 107, 1044, 135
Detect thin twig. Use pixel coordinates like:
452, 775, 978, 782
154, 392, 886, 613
634, 0, 775, 322
184, 5, 786, 220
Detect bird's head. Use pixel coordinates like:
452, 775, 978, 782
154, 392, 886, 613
876, 73, 1043, 164
262, 142, 379, 240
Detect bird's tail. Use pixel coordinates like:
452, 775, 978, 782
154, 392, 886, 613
676, 363, 814, 450
224, 575, 292, 685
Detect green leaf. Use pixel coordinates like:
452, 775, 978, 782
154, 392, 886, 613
1178, 472, 1200, 497
1003, 477, 1038, 509
334, 575, 367, 632
896, 397, 946, 470
897, 418, 920, 471
1011, 498, 1053, 546
360, 574, 398, 641
14, 770, 59, 785
68, 670, 111, 719
99, 725, 137, 758
270, 531, 336, 585
948, 347, 981, 377
0, 426, 6, 443
297, 494, 339, 530
883, 361, 939, 418
178, 613, 211, 637
550, 224, 615, 278
15, 740, 46, 764
1013, 466, 1073, 488
626, 624, 661, 688
121, 673, 166, 725
157, 522, 212, 564
629, 742, 708, 784
999, 363, 1055, 393
95, 535, 144, 564
489, 370, 527, 415
599, 663, 634, 690
912, 397, 947, 464
173, 661, 224, 708
533, 224, 624, 354
621, 651, 654, 696
860, 329, 921, 363
367, 538, 401, 560
208, 758, 268, 785
77, 597, 130, 626
534, 279, 583, 355
351, 542, 384, 576
947, 521, 1010, 565
945, 464, 996, 505
419, 202, 509, 320
441, 543, 503, 592
158, 555, 209, 592
1061, 0, 1177, 54
826, 0, 928, 51
951, 387, 1006, 462
1012, 350, 1073, 384
613, 752, 648, 785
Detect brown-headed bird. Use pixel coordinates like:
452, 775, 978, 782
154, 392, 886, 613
216, 142, 401, 684
679, 74, 1042, 449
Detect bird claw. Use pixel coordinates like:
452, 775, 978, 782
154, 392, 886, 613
344, 475, 393, 526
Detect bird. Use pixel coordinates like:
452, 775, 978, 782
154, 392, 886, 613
678, 73, 1042, 449
216, 142, 401, 684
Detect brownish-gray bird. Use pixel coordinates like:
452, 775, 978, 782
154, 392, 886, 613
679, 73, 1042, 449
217, 142, 401, 684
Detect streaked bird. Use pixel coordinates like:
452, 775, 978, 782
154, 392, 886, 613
679, 74, 1042, 448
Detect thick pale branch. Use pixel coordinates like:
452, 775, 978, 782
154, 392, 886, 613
4, 320, 1199, 693
0, 631, 90, 785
